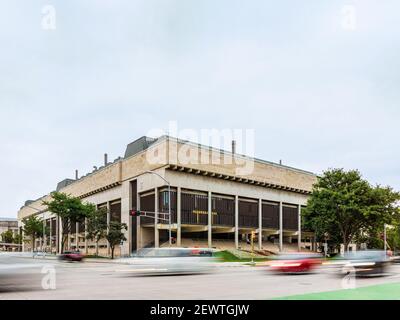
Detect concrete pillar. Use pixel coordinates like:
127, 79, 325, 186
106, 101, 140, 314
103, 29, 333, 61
49, 218, 52, 253
279, 201, 283, 252
177, 187, 182, 247
154, 188, 159, 248
298, 204, 302, 252
84, 217, 88, 254
76, 221, 79, 250
58, 217, 62, 254
258, 199, 262, 250
42, 219, 47, 252
136, 193, 141, 251
208, 191, 212, 248
235, 195, 239, 249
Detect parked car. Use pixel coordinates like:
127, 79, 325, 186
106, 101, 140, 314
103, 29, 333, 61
58, 251, 84, 262
120, 247, 216, 276
268, 253, 323, 274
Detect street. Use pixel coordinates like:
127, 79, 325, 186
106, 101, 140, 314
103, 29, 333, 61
1, 255, 400, 300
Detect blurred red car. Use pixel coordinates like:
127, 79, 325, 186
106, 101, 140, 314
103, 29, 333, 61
269, 253, 323, 274
58, 251, 84, 262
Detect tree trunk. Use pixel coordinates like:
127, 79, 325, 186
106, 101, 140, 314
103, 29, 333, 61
95, 240, 99, 257
61, 234, 67, 253
111, 246, 114, 260
32, 235, 35, 252
343, 235, 349, 254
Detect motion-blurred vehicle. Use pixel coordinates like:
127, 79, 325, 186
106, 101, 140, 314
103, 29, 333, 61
58, 251, 84, 262
335, 250, 391, 277
121, 247, 216, 276
268, 253, 323, 274
0, 254, 46, 291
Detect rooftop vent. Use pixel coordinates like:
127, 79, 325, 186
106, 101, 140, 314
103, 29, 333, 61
124, 136, 157, 158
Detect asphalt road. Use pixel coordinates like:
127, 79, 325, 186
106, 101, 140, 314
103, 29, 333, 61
1, 255, 400, 300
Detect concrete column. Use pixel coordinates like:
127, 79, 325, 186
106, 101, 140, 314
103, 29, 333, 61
154, 188, 159, 248
235, 195, 239, 249
208, 191, 212, 248
58, 217, 62, 254
67, 228, 72, 251
298, 204, 302, 252
279, 201, 283, 252
107, 202, 111, 255
49, 218, 52, 253
84, 217, 88, 254
75, 221, 79, 250
136, 194, 141, 251
258, 199, 262, 250
177, 187, 182, 247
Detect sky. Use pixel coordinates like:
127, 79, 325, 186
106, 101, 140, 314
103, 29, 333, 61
1, 0, 399, 218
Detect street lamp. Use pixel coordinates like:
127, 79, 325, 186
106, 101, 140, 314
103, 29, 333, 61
145, 171, 172, 247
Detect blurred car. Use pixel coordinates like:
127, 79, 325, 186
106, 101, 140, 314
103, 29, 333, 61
58, 250, 84, 262
335, 250, 391, 277
0, 254, 47, 291
120, 247, 216, 276
268, 253, 323, 274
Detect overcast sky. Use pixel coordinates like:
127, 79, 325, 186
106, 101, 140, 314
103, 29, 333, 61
1, 0, 399, 218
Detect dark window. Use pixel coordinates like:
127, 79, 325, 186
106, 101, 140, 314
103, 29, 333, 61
283, 206, 298, 231
140, 193, 155, 225
181, 192, 208, 225
78, 221, 85, 233
239, 200, 258, 228
110, 201, 121, 223
70, 219, 77, 234
51, 218, 56, 237
262, 203, 279, 229
158, 190, 177, 223
212, 196, 234, 226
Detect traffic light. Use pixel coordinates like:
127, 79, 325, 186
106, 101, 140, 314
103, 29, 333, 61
129, 209, 142, 217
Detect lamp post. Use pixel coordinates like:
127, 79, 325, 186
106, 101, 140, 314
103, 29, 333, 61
145, 171, 172, 247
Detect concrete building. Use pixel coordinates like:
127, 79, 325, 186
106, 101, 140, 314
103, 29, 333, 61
0, 217, 20, 251
0, 217, 18, 236
18, 135, 318, 256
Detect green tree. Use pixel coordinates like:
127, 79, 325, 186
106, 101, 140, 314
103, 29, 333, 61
22, 215, 44, 251
43, 192, 94, 253
106, 221, 127, 259
86, 207, 108, 256
303, 168, 400, 252
13, 233, 23, 245
1, 230, 14, 243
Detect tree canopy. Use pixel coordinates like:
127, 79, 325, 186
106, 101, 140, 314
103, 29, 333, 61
43, 192, 95, 253
1, 230, 14, 243
22, 215, 45, 251
106, 221, 127, 259
303, 168, 400, 252
86, 207, 108, 256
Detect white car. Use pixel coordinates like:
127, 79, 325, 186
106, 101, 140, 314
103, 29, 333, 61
119, 247, 216, 276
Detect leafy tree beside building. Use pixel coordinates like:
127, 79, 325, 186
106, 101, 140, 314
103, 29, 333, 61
106, 221, 127, 259
303, 168, 400, 252
86, 207, 108, 257
22, 215, 45, 251
43, 192, 95, 253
